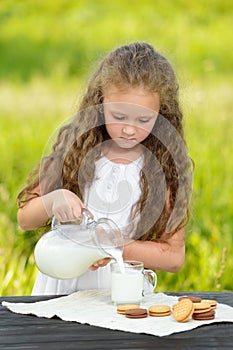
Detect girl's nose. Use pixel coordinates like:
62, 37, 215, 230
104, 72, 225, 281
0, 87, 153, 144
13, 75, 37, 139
122, 125, 135, 136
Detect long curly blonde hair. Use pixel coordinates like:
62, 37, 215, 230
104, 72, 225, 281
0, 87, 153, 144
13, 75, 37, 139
17, 42, 193, 241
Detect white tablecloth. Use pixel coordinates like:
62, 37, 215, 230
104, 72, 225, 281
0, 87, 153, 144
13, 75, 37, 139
2, 290, 233, 337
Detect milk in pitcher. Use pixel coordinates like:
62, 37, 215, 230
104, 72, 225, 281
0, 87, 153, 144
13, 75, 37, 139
34, 225, 124, 279
34, 228, 110, 279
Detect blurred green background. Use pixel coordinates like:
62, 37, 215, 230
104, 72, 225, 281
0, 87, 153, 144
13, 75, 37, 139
0, 0, 232, 295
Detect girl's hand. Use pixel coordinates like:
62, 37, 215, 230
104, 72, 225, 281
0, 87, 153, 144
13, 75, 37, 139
89, 258, 112, 270
48, 189, 84, 223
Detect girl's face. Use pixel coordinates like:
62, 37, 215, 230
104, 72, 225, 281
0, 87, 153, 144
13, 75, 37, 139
103, 86, 160, 149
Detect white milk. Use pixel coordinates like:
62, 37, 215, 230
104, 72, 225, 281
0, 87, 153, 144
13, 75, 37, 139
105, 247, 125, 274
34, 228, 110, 279
111, 269, 144, 304
34, 226, 124, 279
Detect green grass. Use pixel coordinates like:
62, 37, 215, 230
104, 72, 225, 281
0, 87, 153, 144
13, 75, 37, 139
0, 0, 232, 295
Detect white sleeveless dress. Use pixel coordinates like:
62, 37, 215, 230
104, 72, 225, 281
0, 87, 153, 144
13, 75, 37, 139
32, 156, 142, 295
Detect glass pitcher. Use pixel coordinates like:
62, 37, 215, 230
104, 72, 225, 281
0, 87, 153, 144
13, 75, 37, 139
34, 208, 124, 279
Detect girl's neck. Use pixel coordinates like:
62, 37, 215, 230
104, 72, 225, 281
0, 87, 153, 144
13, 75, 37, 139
102, 141, 142, 164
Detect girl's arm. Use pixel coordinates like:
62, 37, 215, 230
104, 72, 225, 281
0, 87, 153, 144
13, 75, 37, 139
17, 189, 84, 230
18, 194, 52, 230
90, 229, 185, 272
123, 228, 185, 273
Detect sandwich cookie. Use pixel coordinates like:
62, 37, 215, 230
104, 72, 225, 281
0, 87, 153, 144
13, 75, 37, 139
125, 308, 148, 319
149, 305, 171, 317
203, 299, 217, 310
192, 309, 215, 321
117, 304, 140, 315
193, 301, 212, 314
178, 296, 202, 303
192, 300, 216, 321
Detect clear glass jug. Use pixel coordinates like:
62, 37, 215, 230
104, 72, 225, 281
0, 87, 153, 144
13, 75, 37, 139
34, 208, 124, 279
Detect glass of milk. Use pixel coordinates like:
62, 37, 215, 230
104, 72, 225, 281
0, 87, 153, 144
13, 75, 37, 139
110, 260, 157, 305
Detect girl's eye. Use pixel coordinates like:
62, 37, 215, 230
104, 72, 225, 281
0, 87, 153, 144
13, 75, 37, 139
139, 119, 150, 123
113, 115, 125, 121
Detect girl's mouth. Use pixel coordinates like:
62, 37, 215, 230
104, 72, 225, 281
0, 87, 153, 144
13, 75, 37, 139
121, 137, 136, 142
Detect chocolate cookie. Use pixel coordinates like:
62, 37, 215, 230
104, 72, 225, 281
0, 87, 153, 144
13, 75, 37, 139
178, 296, 202, 303
125, 308, 148, 319
192, 309, 215, 321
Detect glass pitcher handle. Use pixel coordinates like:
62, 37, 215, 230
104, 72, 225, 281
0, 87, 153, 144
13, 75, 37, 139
143, 269, 157, 296
51, 207, 94, 228
51, 216, 59, 228
81, 208, 95, 225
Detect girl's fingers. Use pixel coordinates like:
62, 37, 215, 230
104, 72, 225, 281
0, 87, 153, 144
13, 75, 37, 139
62, 208, 74, 222
72, 207, 82, 220
89, 258, 112, 270
101, 258, 112, 265
55, 207, 81, 223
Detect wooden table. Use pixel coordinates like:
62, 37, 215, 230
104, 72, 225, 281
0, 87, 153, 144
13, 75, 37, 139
0, 292, 232, 350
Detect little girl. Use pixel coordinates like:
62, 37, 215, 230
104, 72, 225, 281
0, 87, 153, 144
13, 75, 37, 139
17, 42, 193, 295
